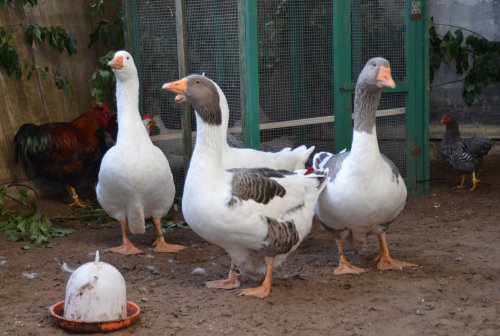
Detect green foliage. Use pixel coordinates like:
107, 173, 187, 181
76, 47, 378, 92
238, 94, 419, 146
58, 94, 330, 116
88, 0, 124, 106
161, 201, 189, 234
88, 0, 123, 50
0, 3, 76, 96
430, 18, 500, 105
89, 5, 123, 49
0, 185, 74, 249
0, 27, 22, 78
25, 22, 76, 54
90, 51, 115, 106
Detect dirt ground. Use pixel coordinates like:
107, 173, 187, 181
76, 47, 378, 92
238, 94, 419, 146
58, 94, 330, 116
0, 156, 499, 336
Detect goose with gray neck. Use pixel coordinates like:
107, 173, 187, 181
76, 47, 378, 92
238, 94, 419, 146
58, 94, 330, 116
313, 57, 416, 275
163, 75, 328, 299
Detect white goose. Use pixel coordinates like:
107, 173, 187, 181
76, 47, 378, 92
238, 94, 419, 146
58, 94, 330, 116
96, 50, 185, 255
314, 57, 416, 274
174, 78, 314, 171
163, 75, 328, 298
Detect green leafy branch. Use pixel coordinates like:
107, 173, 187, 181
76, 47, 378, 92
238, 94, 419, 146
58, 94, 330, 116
430, 18, 500, 105
88, 0, 123, 49
88, 0, 124, 106
0, 184, 74, 249
0, 15, 76, 96
90, 51, 115, 107
25, 22, 76, 54
160, 201, 189, 234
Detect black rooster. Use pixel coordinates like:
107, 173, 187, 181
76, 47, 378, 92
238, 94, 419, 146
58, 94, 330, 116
439, 115, 493, 191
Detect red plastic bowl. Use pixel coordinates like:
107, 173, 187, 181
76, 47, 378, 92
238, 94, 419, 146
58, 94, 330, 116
50, 300, 140, 332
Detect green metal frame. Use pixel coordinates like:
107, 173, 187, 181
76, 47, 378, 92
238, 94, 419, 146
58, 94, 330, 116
238, 0, 260, 149
405, 0, 430, 196
333, 0, 429, 196
333, 0, 353, 153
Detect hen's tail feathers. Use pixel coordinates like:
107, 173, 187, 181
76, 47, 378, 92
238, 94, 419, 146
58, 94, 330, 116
14, 124, 50, 180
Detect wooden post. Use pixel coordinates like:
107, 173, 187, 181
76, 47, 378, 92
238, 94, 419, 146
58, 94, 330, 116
175, 0, 193, 176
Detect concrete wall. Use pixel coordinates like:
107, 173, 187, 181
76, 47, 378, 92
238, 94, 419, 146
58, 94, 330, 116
429, 0, 500, 139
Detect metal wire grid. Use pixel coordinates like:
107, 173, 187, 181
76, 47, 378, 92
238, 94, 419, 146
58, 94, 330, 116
350, 0, 407, 177
131, 1, 241, 188
350, 0, 406, 82
131, 1, 185, 186
257, 0, 335, 156
185, 0, 241, 127
130, 0, 407, 186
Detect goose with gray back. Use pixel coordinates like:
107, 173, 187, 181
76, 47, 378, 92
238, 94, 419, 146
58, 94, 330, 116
163, 75, 328, 298
313, 57, 416, 274
173, 77, 314, 171
96, 50, 185, 255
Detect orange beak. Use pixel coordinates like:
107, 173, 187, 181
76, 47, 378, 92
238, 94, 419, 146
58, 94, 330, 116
376, 65, 396, 88
108, 56, 124, 70
162, 77, 188, 95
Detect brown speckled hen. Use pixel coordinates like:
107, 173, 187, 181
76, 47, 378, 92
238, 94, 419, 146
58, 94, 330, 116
439, 115, 492, 191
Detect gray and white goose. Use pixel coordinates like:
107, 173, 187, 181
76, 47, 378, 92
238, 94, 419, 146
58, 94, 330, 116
163, 75, 328, 298
314, 57, 416, 274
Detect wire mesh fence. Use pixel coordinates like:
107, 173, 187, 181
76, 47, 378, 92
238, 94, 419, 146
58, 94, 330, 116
128, 0, 412, 191
256, 0, 335, 162
351, 0, 407, 177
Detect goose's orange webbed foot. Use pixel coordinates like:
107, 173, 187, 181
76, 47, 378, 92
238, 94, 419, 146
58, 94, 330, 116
108, 243, 143, 255
239, 285, 270, 299
206, 262, 242, 289
151, 218, 187, 253
376, 232, 417, 271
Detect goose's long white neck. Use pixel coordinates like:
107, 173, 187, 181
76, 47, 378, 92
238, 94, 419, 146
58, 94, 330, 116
213, 82, 231, 150
189, 113, 224, 176
115, 77, 150, 144
351, 83, 381, 158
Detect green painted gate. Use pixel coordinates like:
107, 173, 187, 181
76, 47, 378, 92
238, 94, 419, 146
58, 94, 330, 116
124, 0, 429, 196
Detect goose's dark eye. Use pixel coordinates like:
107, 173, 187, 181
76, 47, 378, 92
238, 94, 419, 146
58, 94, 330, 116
194, 79, 200, 84
372, 62, 376, 67
127, 56, 130, 60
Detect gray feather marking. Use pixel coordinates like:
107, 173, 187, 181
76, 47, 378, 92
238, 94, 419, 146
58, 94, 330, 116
381, 153, 401, 183
262, 217, 299, 256
322, 151, 350, 182
227, 168, 292, 206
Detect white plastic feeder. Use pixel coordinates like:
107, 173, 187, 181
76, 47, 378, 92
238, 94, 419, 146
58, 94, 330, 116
63, 251, 127, 322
